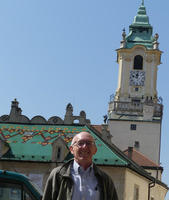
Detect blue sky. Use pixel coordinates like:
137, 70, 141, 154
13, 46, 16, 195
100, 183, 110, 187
0, 0, 169, 198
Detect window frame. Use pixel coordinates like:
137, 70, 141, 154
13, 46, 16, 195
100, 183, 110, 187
133, 184, 139, 200
130, 124, 137, 131
133, 55, 143, 70
0, 178, 38, 200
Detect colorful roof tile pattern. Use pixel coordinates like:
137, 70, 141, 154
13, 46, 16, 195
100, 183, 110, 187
0, 123, 127, 166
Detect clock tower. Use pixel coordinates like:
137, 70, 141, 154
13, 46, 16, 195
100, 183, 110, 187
108, 2, 163, 164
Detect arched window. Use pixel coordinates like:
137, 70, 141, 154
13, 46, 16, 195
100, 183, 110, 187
73, 119, 80, 124
134, 55, 143, 70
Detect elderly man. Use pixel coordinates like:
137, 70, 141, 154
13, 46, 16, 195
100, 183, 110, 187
42, 131, 118, 200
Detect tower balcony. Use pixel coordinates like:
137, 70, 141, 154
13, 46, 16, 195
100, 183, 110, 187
109, 101, 163, 118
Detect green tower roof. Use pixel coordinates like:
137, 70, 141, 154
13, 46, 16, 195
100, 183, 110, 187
125, 2, 154, 49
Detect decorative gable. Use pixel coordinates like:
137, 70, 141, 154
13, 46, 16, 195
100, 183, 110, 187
51, 136, 69, 162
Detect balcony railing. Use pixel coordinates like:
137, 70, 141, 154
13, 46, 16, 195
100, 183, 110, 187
110, 101, 163, 117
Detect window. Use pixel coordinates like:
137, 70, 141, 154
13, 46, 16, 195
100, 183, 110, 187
132, 99, 141, 104
23, 185, 38, 200
130, 124, 137, 130
134, 184, 139, 200
73, 119, 80, 124
134, 55, 143, 70
0, 182, 38, 200
57, 147, 61, 160
24, 192, 32, 200
0, 141, 2, 157
0, 188, 2, 197
23, 132, 34, 136
134, 141, 140, 148
135, 87, 139, 92
0, 183, 21, 200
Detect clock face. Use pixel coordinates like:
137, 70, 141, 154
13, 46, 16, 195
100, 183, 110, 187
130, 71, 145, 86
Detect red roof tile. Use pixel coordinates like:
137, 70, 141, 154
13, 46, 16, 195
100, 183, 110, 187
124, 147, 160, 167
91, 125, 102, 133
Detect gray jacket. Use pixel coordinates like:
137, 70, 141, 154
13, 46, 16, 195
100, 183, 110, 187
42, 160, 118, 200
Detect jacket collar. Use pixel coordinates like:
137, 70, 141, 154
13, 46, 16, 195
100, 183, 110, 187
59, 159, 74, 177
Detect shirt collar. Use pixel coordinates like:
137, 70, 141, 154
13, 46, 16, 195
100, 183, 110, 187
73, 160, 93, 175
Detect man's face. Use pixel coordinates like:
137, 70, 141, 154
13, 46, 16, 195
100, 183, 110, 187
70, 132, 97, 167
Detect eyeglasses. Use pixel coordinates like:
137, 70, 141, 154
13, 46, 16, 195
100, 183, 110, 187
73, 140, 95, 147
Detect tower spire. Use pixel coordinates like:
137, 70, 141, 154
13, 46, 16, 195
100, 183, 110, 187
122, 0, 154, 49
142, 0, 144, 6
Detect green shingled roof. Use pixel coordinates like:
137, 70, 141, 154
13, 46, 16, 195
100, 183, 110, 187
0, 123, 127, 166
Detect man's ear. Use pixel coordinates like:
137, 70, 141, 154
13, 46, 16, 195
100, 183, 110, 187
69, 146, 74, 154
94, 146, 97, 155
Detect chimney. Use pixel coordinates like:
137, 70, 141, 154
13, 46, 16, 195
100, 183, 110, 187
128, 147, 133, 159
